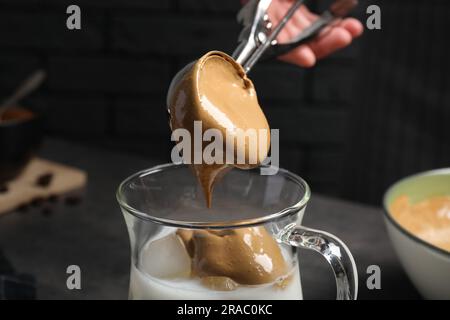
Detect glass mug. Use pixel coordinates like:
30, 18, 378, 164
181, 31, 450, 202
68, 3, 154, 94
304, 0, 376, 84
117, 164, 358, 300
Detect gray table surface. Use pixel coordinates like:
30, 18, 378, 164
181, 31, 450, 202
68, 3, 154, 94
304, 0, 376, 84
0, 139, 421, 300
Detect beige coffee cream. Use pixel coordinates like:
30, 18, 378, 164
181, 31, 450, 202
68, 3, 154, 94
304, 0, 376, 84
390, 195, 450, 252
167, 51, 290, 291
177, 227, 288, 287
167, 51, 270, 207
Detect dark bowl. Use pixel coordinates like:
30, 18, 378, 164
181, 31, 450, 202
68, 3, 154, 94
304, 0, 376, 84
0, 106, 43, 184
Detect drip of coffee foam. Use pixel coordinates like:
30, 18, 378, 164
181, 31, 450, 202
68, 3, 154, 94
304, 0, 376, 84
168, 51, 287, 288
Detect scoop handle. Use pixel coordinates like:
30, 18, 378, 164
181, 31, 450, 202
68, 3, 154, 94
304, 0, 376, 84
2, 70, 46, 108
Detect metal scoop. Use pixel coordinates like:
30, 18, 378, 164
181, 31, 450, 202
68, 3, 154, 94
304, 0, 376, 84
233, 0, 359, 72
167, 0, 358, 107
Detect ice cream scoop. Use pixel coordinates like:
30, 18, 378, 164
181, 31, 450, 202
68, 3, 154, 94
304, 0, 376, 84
167, 51, 270, 207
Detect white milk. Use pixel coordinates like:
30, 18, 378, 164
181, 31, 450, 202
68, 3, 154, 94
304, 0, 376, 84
129, 234, 303, 300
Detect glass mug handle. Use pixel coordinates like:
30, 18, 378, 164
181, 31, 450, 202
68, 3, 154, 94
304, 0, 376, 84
278, 223, 358, 300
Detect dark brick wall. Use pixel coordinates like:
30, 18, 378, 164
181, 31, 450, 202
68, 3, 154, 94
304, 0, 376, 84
0, 0, 362, 199
344, 0, 450, 204
5, 1, 446, 205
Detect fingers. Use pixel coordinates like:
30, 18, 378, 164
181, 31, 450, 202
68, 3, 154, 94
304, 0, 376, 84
279, 45, 316, 67
309, 26, 353, 59
290, 7, 314, 31
278, 14, 316, 67
308, 18, 364, 60
265, 0, 364, 67
299, 5, 318, 22
276, 29, 291, 43
268, 2, 315, 31
341, 17, 364, 38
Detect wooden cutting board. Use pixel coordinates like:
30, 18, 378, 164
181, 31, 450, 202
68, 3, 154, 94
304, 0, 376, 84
0, 158, 87, 215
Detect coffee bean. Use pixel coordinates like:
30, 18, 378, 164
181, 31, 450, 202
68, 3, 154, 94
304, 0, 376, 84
41, 208, 53, 217
17, 203, 30, 213
36, 173, 53, 188
30, 197, 44, 207
0, 185, 8, 193
47, 194, 59, 203
65, 196, 81, 206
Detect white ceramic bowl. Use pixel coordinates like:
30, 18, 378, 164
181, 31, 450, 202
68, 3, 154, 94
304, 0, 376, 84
383, 169, 450, 300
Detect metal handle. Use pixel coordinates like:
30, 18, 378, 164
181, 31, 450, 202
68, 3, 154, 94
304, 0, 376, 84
233, 0, 359, 72
277, 223, 358, 300
263, 0, 358, 59
0, 69, 47, 116
233, 0, 305, 72
232, 0, 272, 67
241, 0, 305, 72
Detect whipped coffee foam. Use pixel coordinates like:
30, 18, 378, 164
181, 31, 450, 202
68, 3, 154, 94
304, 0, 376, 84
390, 195, 450, 252
177, 227, 288, 285
165, 51, 288, 291
167, 51, 270, 207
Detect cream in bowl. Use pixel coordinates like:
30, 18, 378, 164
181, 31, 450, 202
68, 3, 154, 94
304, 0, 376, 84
383, 169, 450, 299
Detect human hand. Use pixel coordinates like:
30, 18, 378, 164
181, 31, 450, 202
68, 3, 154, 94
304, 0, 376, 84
267, 0, 363, 67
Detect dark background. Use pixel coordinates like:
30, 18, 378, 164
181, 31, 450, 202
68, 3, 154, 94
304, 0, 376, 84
0, 0, 448, 205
